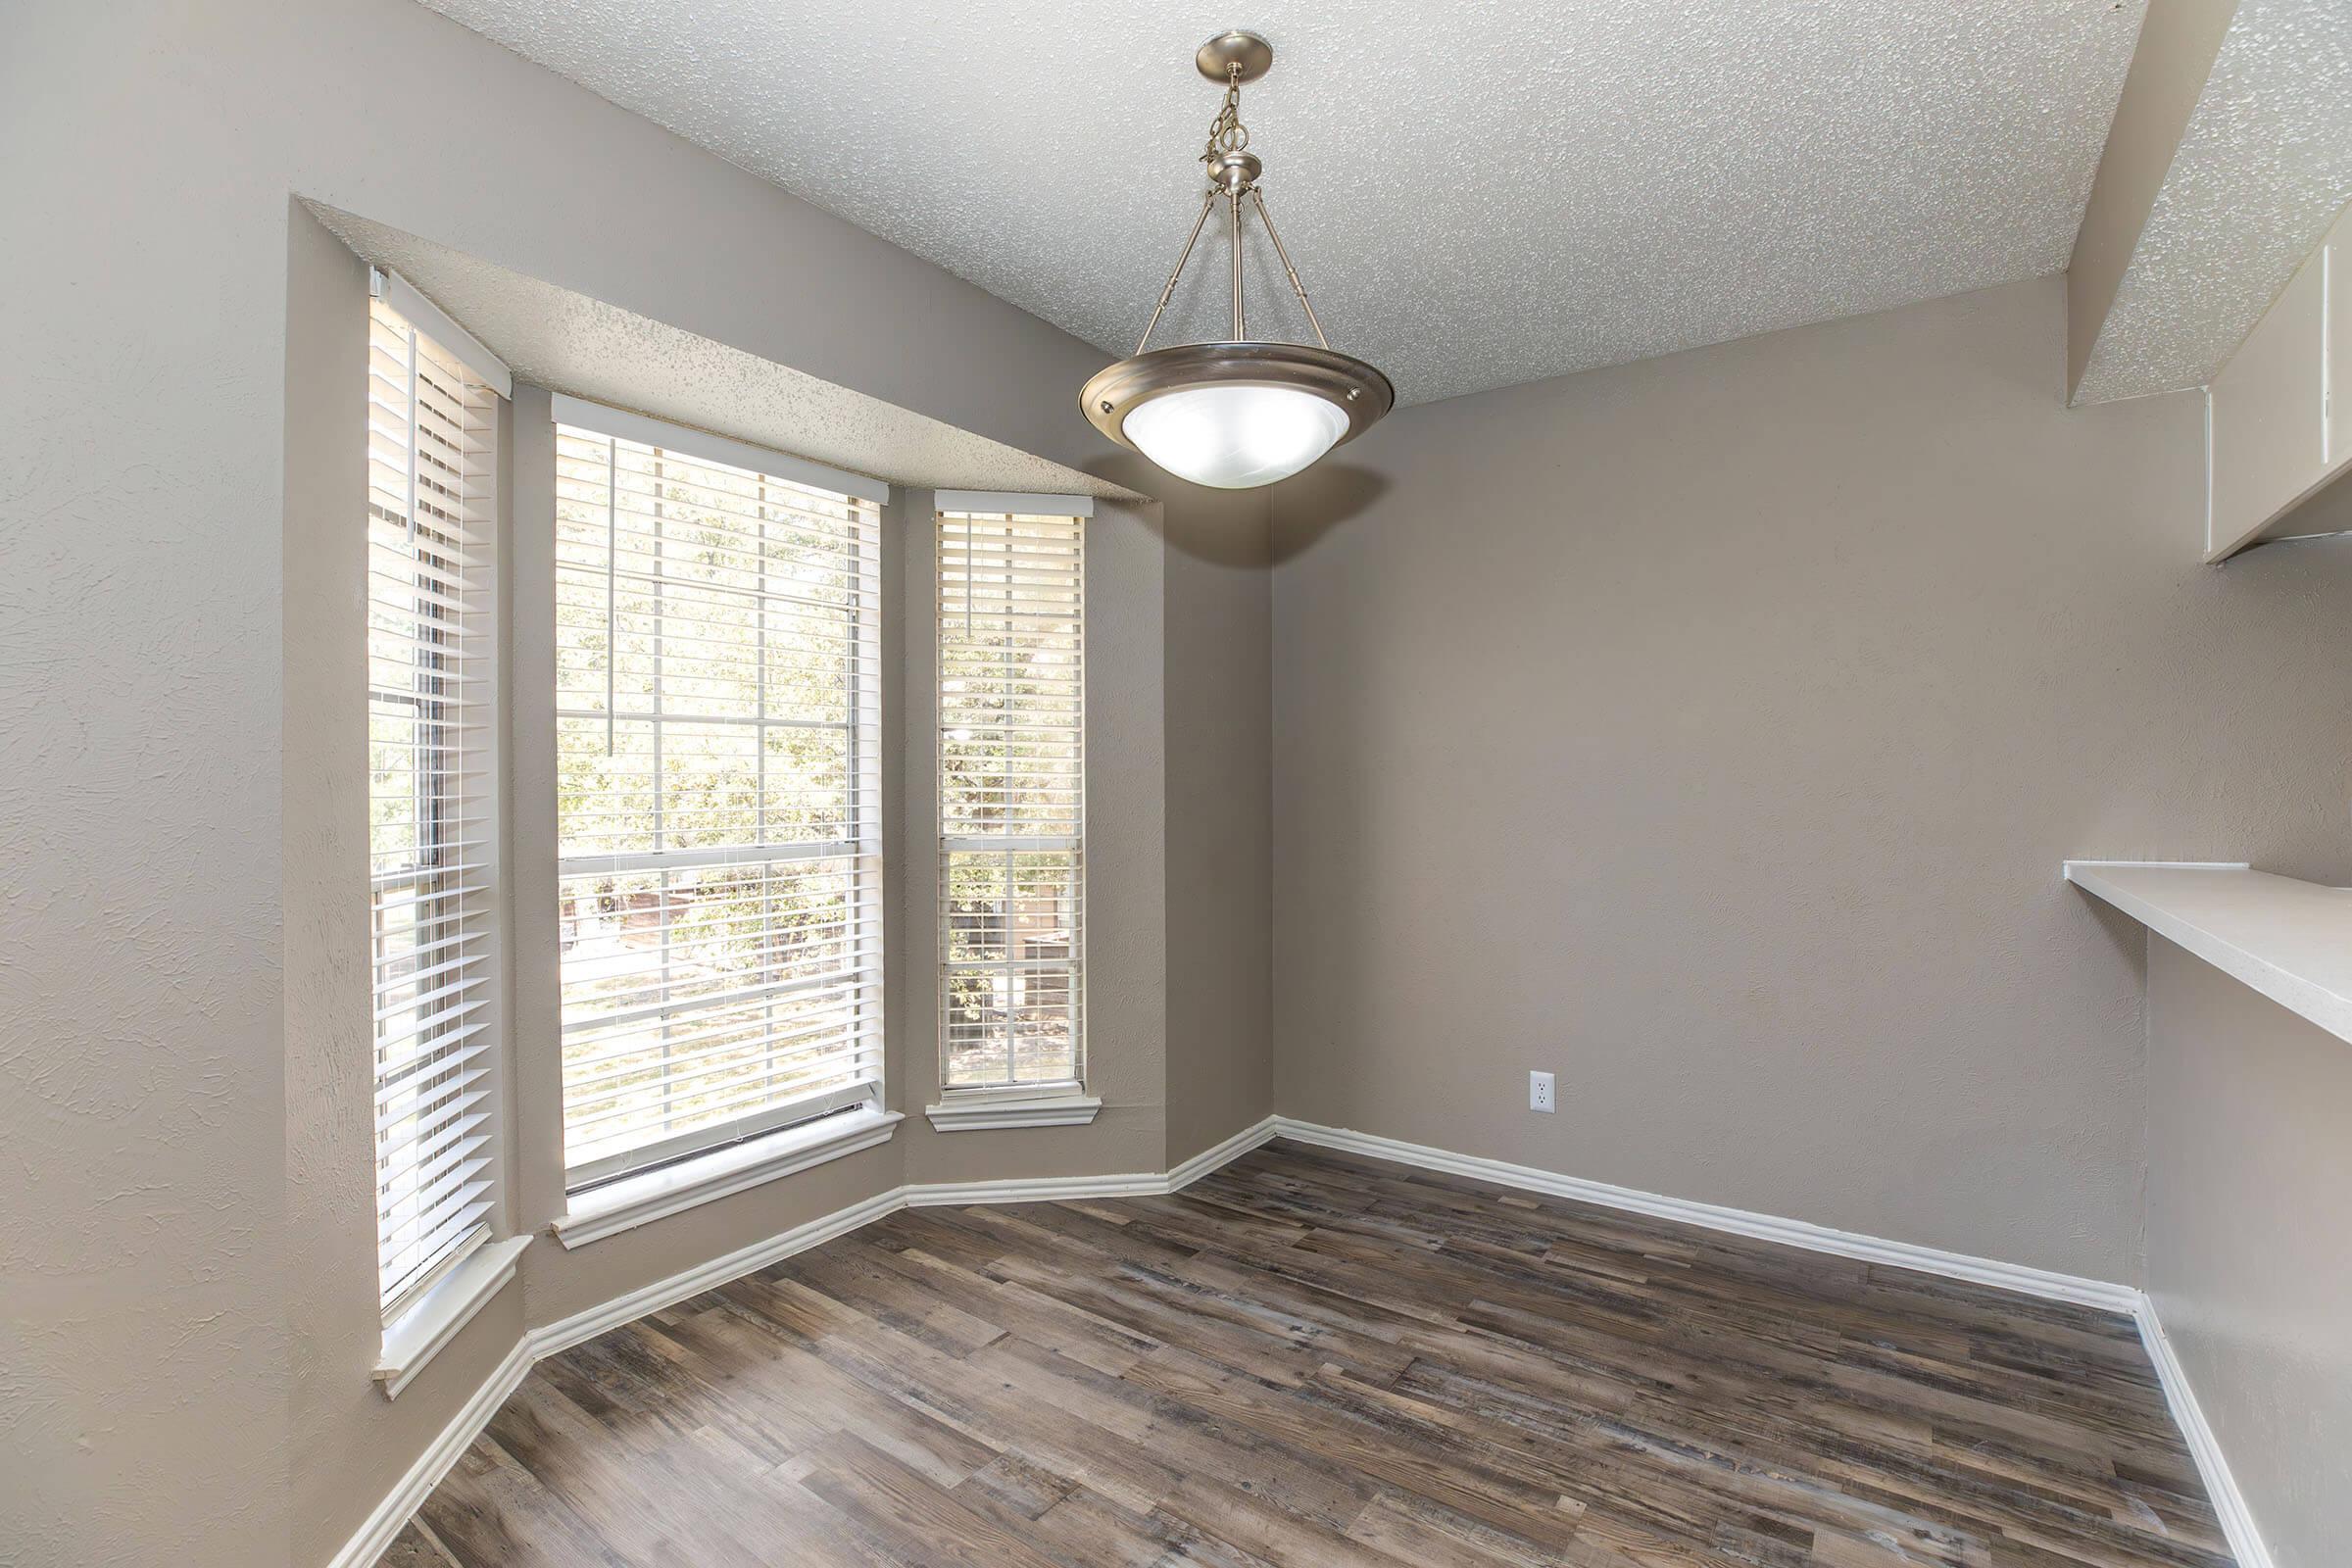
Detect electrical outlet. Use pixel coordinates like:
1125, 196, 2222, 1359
1529, 1070, 1555, 1113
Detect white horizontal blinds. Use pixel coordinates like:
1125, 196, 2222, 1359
555, 413, 883, 1189
368, 295, 503, 1319
938, 509, 1086, 1092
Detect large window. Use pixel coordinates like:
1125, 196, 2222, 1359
936, 502, 1087, 1094
367, 289, 503, 1317
553, 400, 884, 1189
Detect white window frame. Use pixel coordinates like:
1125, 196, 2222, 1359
549, 396, 892, 1200
929, 495, 1095, 1128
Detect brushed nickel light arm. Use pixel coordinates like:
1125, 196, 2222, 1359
1230, 182, 1247, 341
1250, 187, 1329, 350
1135, 189, 1219, 356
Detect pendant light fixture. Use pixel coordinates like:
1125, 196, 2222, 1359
1080, 30, 1393, 490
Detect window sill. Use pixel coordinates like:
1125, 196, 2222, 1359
924, 1090, 1102, 1133
374, 1234, 530, 1400
552, 1105, 904, 1250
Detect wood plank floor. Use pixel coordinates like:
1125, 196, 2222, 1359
380, 1141, 2230, 1568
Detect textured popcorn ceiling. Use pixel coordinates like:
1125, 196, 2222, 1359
2076, 0, 2352, 405
310, 206, 1137, 500
418, 0, 2145, 408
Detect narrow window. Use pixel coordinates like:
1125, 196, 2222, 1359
368, 290, 502, 1318
936, 504, 1087, 1095
553, 402, 884, 1190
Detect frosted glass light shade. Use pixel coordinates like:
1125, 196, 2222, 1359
1121, 383, 1351, 489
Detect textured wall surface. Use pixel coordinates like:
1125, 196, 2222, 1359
2145, 936, 2352, 1567
281, 197, 539, 1568
418, 0, 2145, 406
1269, 275, 2352, 1282
0, 3, 1119, 1564
1145, 465, 1277, 1166
3, 11, 296, 1564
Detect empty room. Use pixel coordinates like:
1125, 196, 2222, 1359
9, 2, 2352, 1565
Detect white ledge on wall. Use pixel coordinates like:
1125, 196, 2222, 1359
552, 1106, 904, 1249
2063, 859, 2352, 1046
374, 1234, 530, 1400
924, 1090, 1103, 1132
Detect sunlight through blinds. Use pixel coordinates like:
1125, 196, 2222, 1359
368, 293, 503, 1317
554, 406, 884, 1188
937, 507, 1086, 1093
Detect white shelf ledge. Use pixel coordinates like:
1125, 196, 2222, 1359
925, 1090, 1102, 1132
554, 1106, 903, 1249
2064, 859, 2352, 1045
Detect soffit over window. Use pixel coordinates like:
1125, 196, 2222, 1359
552, 396, 885, 1191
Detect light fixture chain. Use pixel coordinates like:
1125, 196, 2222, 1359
1202, 65, 1250, 167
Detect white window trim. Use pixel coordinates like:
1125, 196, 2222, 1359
373, 1233, 530, 1400
553, 1104, 904, 1249
924, 1085, 1102, 1132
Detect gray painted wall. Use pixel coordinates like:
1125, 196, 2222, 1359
2145, 936, 2352, 1567
12, 3, 2341, 1563
0, 3, 1144, 1564
1142, 465, 1276, 1166
1269, 274, 2352, 1284
283, 201, 541, 1568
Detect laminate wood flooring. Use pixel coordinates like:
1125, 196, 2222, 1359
379, 1141, 2230, 1567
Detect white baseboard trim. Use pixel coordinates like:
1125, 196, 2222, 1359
328, 1336, 533, 1568
905, 1169, 1165, 1206
1166, 1115, 1283, 1191
328, 1116, 1281, 1568
2134, 1295, 2276, 1568
1267, 1117, 2141, 1312
884, 1114, 1285, 1211
531, 1187, 907, 1360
